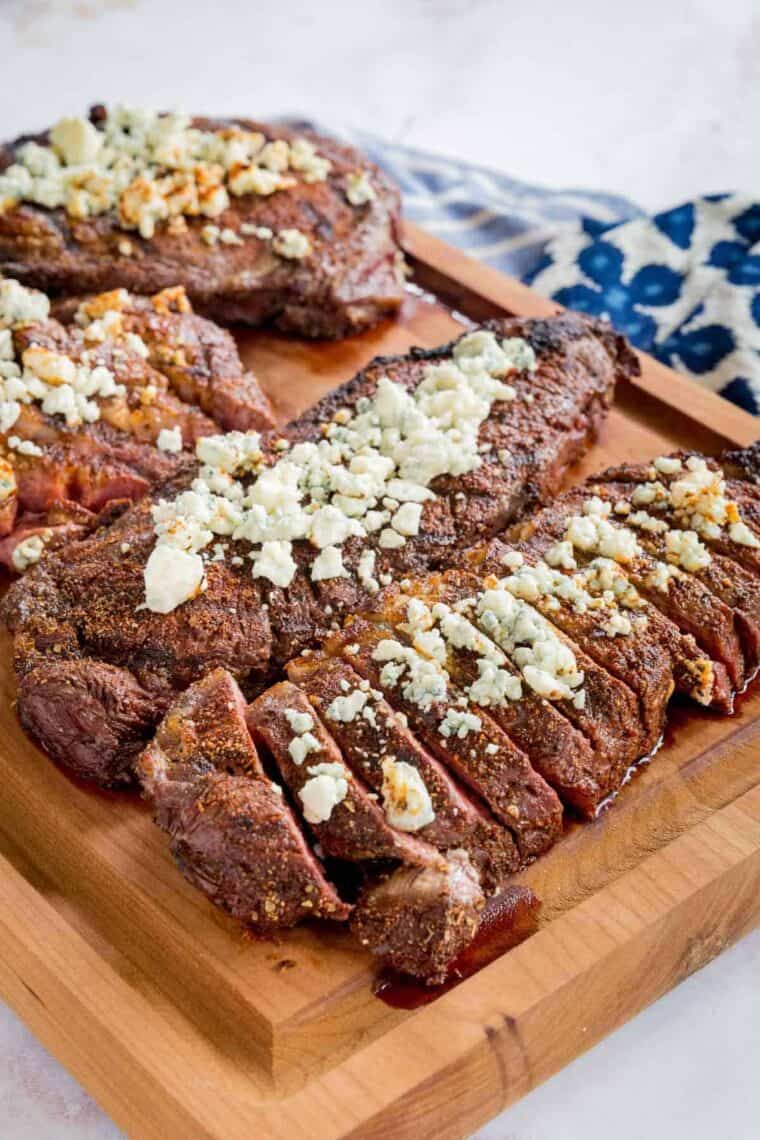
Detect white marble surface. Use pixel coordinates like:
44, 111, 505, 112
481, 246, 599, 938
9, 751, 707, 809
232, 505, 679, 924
0, 1, 758, 1137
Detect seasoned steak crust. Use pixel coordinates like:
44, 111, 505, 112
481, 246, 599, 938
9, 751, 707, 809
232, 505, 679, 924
137, 669, 350, 930
0, 111, 404, 339
0, 281, 273, 570
2, 315, 630, 787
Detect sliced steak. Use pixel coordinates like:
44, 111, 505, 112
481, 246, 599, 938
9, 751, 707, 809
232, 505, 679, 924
0, 108, 404, 339
286, 651, 519, 889
137, 669, 349, 931
247, 681, 440, 867
321, 618, 563, 861
507, 479, 740, 707
0, 279, 273, 569
350, 849, 485, 984
374, 575, 609, 818
4, 315, 628, 786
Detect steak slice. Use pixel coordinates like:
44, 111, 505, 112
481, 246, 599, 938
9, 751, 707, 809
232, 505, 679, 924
4, 315, 628, 786
321, 618, 563, 861
137, 668, 349, 931
286, 652, 519, 890
350, 849, 485, 985
247, 681, 441, 867
372, 575, 610, 818
0, 108, 404, 339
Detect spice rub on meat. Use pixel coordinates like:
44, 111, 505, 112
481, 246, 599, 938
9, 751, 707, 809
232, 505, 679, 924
0, 277, 273, 571
137, 668, 349, 931
3, 314, 631, 787
0, 106, 404, 339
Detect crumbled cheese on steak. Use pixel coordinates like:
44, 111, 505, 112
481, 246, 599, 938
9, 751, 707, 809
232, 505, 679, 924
283, 708, 313, 734
326, 689, 369, 723
439, 707, 482, 739
472, 583, 586, 708
345, 170, 376, 206
8, 434, 42, 457
157, 426, 183, 453
631, 455, 758, 549
298, 762, 348, 823
372, 638, 448, 711
380, 758, 435, 831
143, 328, 537, 608
0, 278, 126, 434
0, 107, 333, 240
11, 532, 48, 571
272, 228, 311, 260
143, 545, 205, 613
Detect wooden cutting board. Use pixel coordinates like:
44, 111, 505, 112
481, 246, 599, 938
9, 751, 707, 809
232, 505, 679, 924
0, 223, 758, 1140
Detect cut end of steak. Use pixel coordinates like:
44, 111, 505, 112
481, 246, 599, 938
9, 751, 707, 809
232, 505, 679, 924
18, 657, 156, 787
0, 110, 404, 339
350, 849, 485, 984
137, 669, 350, 932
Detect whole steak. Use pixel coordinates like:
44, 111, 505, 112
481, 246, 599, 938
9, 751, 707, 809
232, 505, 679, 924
0, 106, 404, 338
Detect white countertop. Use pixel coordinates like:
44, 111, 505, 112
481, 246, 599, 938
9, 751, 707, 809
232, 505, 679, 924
0, 1, 758, 1137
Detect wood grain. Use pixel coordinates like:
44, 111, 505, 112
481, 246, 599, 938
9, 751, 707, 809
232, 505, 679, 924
0, 231, 757, 1139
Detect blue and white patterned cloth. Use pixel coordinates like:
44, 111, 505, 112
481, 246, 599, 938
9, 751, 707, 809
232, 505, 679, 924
292, 123, 760, 416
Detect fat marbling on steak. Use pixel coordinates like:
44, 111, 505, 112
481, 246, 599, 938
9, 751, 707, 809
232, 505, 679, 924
0, 106, 404, 338
0, 278, 273, 570
3, 314, 634, 788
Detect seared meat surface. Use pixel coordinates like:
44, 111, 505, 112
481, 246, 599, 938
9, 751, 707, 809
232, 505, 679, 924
351, 851, 485, 984
0, 107, 404, 338
3, 314, 631, 787
137, 668, 350, 930
0, 278, 273, 569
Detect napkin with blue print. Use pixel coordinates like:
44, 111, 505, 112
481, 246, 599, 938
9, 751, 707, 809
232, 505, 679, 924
527, 196, 760, 415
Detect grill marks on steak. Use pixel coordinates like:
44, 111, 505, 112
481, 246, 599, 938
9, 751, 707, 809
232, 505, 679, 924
0, 115, 404, 339
137, 668, 350, 930
0, 284, 273, 569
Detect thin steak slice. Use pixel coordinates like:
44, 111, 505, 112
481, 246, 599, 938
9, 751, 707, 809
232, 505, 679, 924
247, 681, 441, 867
137, 668, 349, 931
286, 651, 519, 890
